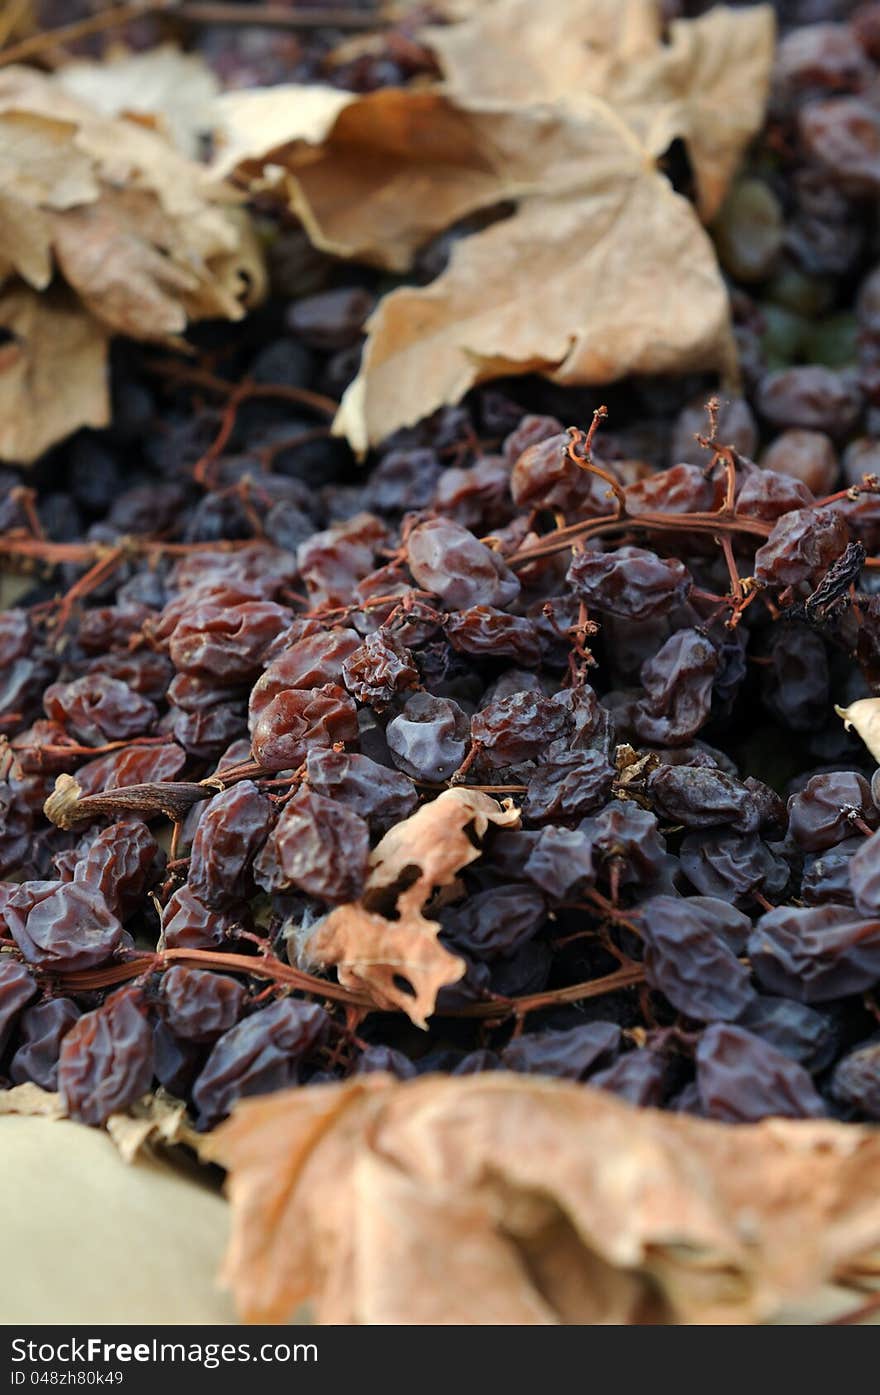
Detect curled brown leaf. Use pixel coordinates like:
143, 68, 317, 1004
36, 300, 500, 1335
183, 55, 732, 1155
204, 1074, 880, 1326
308, 788, 519, 1027
212, 0, 774, 450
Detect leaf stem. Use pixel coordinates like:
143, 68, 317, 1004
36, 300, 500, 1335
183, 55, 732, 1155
0, 1, 385, 67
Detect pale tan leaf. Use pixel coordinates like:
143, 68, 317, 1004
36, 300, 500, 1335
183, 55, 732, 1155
58, 43, 220, 158
0, 190, 52, 289
0, 109, 98, 210
310, 789, 519, 1027
106, 1093, 190, 1163
0, 1082, 64, 1118
369, 786, 520, 902
204, 1075, 880, 1326
426, 0, 776, 220
214, 86, 556, 273
835, 698, 880, 763
2, 1114, 234, 1322
0, 284, 109, 463
0, 64, 264, 459
308, 902, 466, 1027
211, 83, 356, 181
335, 165, 737, 453
214, 1, 770, 451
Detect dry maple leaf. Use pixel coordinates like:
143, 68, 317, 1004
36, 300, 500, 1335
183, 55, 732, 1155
0, 285, 109, 462
106, 1092, 191, 1164
835, 698, 880, 763
427, 0, 775, 222
0, 64, 264, 462
58, 44, 220, 157
308, 787, 519, 1027
212, 0, 774, 452
203, 1074, 880, 1326
0, 1082, 65, 1119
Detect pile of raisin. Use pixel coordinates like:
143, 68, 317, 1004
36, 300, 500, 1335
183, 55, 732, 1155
6, 0, 880, 1131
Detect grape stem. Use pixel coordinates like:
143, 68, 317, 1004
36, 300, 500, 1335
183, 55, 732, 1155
0, 1, 384, 67
42, 946, 645, 1020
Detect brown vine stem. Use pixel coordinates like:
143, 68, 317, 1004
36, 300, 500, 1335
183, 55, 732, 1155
48, 949, 645, 1019
174, 3, 387, 30
145, 361, 338, 419
0, 533, 270, 567
0, 1, 383, 66
508, 508, 772, 567
567, 417, 626, 517
0, 0, 169, 65
451, 963, 646, 1018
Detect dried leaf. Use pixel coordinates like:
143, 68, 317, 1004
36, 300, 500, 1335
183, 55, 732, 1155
2, 1114, 235, 1322
204, 1074, 880, 1325
309, 788, 519, 1027
426, 0, 775, 220
334, 146, 737, 453
58, 44, 220, 157
213, 0, 773, 451
0, 64, 265, 460
0, 1082, 65, 1118
106, 1093, 191, 1163
836, 698, 880, 762
0, 284, 110, 462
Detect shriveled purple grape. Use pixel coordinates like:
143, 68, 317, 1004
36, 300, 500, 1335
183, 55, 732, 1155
442, 885, 546, 960
788, 770, 877, 851
639, 894, 756, 1021
590, 1050, 670, 1107
579, 804, 666, 888
472, 691, 567, 768
524, 827, 594, 897
501, 1021, 620, 1079
168, 602, 292, 683
248, 627, 360, 727
755, 365, 862, 437
162, 885, 239, 950
58, 987, 154, 1126
251, 685, 358, 771
567, 544, 691, 619
445, 607, 541, 665
188, 781, 273, 909
802, 837, 861, 906
161, 967, 247, 1043
255, 788, 369, 903
680, 831, 790, 907
43, 675, 157, 746
831, 1039, 880, 1118
647, 764, 770, 833
386, 692, 469, 782
523, 751, 614, 823
736, 995, 838, 1071
192, 998, 330, 1128
406, 518, 520, 610
73, 820, 159, 919
0, 958, 36, 1052
6, 881, 126, 972
304, 748, 417, 832
9, 997, 80, 1089
753, 507, 849, 588
696, 1023, 826, 1122
630, 629, 718, 747
749, 902, 880, 1001
341, 631, 419, 708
